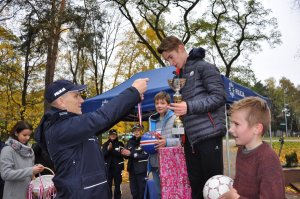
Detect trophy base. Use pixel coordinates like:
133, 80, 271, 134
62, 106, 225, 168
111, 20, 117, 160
172, 127, 185, 135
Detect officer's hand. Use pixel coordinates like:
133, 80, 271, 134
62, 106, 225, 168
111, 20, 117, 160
132, 78, 149, 96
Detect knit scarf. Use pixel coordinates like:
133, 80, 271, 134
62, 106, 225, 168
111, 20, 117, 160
5, 137, 34, 158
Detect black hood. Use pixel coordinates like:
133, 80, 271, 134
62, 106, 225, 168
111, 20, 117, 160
34, 112, 53, 149
34, 107, 71, 149
188, 47, 205, 60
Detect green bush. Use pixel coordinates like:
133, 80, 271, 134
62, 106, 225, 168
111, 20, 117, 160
285, 150, 298, 167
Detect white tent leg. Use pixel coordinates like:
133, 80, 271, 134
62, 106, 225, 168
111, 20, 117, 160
269, 123, 272, 147
225, 106, 230, 177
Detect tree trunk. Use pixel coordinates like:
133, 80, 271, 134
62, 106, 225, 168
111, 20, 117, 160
44, 0, 65, 111
21, 28, 34, 120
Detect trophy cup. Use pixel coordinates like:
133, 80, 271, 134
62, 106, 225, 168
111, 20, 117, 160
168, 78, 186, 134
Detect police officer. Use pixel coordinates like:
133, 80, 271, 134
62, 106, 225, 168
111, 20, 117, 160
102, 129, 125, 199
34, 78, 148, 199
121, 124, 148, 199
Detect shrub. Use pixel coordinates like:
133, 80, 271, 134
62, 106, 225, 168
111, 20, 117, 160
285, 150, 298, 167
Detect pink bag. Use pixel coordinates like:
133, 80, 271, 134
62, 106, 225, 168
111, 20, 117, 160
159, 147, 192, 199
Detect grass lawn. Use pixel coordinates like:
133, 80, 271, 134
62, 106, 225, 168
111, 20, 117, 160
268, 138, 300, 165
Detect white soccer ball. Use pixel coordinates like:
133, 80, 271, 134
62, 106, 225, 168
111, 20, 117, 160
203, 175, 233, 199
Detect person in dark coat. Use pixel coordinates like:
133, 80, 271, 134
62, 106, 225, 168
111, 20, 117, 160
102, 129, 125, 199
34, 78, 148, 199
121, 124, 148, 199
157, 36, 226, 199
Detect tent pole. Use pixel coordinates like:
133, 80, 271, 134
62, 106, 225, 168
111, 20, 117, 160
225, 106, 231, 177
269, 123, 272, 148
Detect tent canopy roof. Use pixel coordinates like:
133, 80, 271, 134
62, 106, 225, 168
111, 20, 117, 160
82, 66, 270, 120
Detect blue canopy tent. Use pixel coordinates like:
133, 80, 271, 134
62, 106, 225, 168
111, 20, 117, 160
82, 66, 271, 176
82, 66, 176, 116
82, 66, 269, 114
221, 75, 270, 104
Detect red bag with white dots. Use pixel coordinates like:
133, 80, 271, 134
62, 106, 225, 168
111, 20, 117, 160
159, 146, 192, 199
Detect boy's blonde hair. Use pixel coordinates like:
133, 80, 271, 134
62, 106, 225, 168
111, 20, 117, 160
157, 36, 183, 54
230, 97, 271, 135
154, 91, 171, 104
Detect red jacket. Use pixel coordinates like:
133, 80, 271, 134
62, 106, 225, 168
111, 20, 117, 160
233, 142, 285, 199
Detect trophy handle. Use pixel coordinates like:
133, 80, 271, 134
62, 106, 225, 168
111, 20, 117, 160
168, 78, 186, 91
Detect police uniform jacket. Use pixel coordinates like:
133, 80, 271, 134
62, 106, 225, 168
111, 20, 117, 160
102, 138, 125, 170
126, 136, 148, 174
34, 87, 141, 199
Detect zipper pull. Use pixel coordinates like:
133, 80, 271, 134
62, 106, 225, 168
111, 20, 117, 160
191, 145, 195, 154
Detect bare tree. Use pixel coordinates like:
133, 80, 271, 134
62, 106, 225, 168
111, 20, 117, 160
108, 0, 281, 80
110, 0, 200, 66
193, 0, 281, 77
96, 10, 123, 94
19, 0, 70, 110
0, 0, 22, 21
44, 0, 66, 104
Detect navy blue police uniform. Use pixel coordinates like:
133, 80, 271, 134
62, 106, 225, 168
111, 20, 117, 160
102, 134, 125, 199
126, 136, 148, 199
35, 86, 141, 199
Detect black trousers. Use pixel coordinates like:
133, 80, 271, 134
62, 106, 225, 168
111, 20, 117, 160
129, 171, 147, 199
107, 165, 122, 199
184, 136, 224, 199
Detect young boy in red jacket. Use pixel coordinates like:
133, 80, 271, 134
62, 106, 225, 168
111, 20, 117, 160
220, 97, 285, 199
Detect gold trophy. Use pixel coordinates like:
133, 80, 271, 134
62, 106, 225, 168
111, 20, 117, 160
168, 78, 186, 135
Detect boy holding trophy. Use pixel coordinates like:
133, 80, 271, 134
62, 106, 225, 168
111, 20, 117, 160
157, 36, 226, 199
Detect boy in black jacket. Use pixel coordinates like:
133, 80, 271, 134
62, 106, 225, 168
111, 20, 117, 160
157, 36, 226, 199
102, 129, 125, 199
121, 124, 148, 199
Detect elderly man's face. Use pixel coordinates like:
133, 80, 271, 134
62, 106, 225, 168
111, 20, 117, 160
60, 91, 84, 115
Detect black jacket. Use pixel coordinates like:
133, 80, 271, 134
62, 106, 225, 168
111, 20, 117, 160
32, 142, 55, 175
34, 86, 141, 199
181, 47, 226, 146
126, 136, 148, 175
102, 138, 125, 170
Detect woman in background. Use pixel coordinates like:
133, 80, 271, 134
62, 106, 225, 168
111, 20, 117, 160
0, 121, 44, 199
